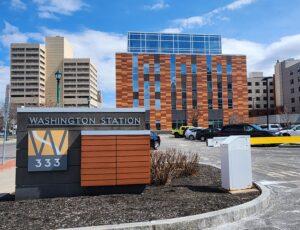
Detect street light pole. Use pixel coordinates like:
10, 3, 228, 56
55, 70, 62, 107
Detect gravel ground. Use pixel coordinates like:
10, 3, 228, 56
0, 165, 259, 230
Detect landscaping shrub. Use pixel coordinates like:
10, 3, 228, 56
150, 148, 199, 185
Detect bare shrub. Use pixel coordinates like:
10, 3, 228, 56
151, 148, 199, 185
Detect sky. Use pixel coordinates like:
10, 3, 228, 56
1, 0, 300, 107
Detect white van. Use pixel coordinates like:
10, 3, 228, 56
259, 124, 282, 131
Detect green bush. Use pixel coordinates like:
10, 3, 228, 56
151, 148, 199, 185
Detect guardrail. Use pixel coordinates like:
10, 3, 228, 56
250, 136, 300, 145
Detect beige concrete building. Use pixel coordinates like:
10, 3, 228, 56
247, 72, 275, 112
10, 44, 46, 106
10, 36, 99, 108
63, 58, 98, 107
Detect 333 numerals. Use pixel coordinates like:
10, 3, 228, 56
34, 158, 60, 168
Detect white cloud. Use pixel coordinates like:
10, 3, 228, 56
42, 27, 127, 107
222, 34, 300, 76
169, 0, 256, 31
33, 0, 88, 19
10, 0, 27, 10
160, 27, 181, 33
144, 0, 169, 11
0, 21, 43, 47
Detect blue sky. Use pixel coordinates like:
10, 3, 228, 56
1, 0, 300, 107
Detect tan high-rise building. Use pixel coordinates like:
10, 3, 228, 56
10, 36, 99, 108
10, 44, 46, 106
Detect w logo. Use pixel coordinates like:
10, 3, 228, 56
28, 130, 68, 172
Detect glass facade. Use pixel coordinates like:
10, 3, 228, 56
128, 32, 222, 54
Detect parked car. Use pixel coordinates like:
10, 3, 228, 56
258, 124, 282, 131
218, 124, 276, 137
0, 131, 4, 138
276, 124, 300, 136
171, 126, 194, 138
196, 128, 220, 141
185, 127, 204, 140
150, 131, 161, 150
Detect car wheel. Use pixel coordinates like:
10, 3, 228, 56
174, 133, 179, 138
200, 136, 206, 142
189, 135, 195, 140
154, 141, 160, 150
282, 133, 290, 136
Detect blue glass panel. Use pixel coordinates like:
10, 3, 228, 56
161, 34, 173, 40
181, 64, 187, 74
144, 99, 150, 110
155, 99, 161, 110
179, 42, 190, 49
210, 41, 220, 49
154, 63, 160, 74
146, 34, 158, 40
144, 81, 150, 99
226, 64, 232, 74
146, 40, 159, 48
193, 35, 205, 42
228, 82, 232, 91
129, 40, 140, 48
192, 64, 197, 74
193, 42, 205, 49
133, 99, 139, 107
129, 33, 141, 39
155, 81, 160, 92
206, 56, 212, 73
217, 64, 222, 75
207, 82, 212, 92
178, 34, 191, 42
161, 40, 173, 48
144, 64, 149, 74
133, 79, 138, 92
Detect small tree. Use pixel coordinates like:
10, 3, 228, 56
191, 109, 198, 127
279, 106, 292, 128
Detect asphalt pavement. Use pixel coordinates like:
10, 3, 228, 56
160, 134, 300, 230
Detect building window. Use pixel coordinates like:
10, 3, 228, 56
155, 99, 161, 110
292, 107, 295, 112
132, 54, 139, 93
144, 63, 149, 74
217, 64, 222, 75
263, 89, 267, 93
269, 81, 273, 86
154, 63, 160, 74
263, 97, 267, 100
248, 89, 252, 93
299, 86, 300, 92
270, 89, 273, 93
192, 61, 197, 109
228, 99, 233, 109
248, 104, 252, 109
248, 97, 252, 101
208, 120, 223, 129
226, 64, 232, 75
247, 82, 252, 86
256, 89, 260, 93
291, 88, 294, 94
270, 97, 274, 101
144, 81, 150, 110
291, 98, 295, 103
255, 82, 260, 86
263, 104, 267, 108
256, 104, 261, 109
181, 63, 187, 74
181, 64, 187, 110
156, 120, 161, 130
208, 99, 213, 109
133, 99, 139, 107
155, 81, 160, 92
290, 79, 294, 84
290, 71, 293, 75
170, 54, 176, 110
263, 81, 266, 86
256, 97, 260, 101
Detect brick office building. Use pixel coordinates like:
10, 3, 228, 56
116, 32, 248, 130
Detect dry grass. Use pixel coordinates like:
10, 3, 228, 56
150, 148, 199, 185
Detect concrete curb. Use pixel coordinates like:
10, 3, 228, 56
65, 182, 270, 230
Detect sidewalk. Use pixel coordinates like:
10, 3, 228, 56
0, 137, 16, 145
0, 160, 16, 196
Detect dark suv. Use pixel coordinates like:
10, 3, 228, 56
196, 128, 220, 142
219, 124, 276, 137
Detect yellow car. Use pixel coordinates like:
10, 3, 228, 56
171, 126, 194, 138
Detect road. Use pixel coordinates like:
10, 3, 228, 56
160, 134, 300, 230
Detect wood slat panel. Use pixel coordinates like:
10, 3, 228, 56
117, 178, 150, 185
117, 145, 149, 151
81, 151, 116, 157
81, 174, 116, 180
82, 145, 116, 151
81, 140, 116, 146
117, 167, 149, 173
117, 150, 150, 157
81, 162, 117, 169
117, 162, 150, 168
82, 136, 116, 140
117, 172, 150, 179
117, 156, 150, 162
81, 180, 116, 187
117, 139, 149, 145
81, 157, 116, 163
117, 136, 149, 140
81, 168, 116, 175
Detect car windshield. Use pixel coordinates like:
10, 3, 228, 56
252, 124, 263, 130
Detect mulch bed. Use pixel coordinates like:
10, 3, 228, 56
0, 165, 259, 229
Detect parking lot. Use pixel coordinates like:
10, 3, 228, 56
160, 134, 300, 229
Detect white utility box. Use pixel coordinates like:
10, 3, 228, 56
221, 135, 252, 191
